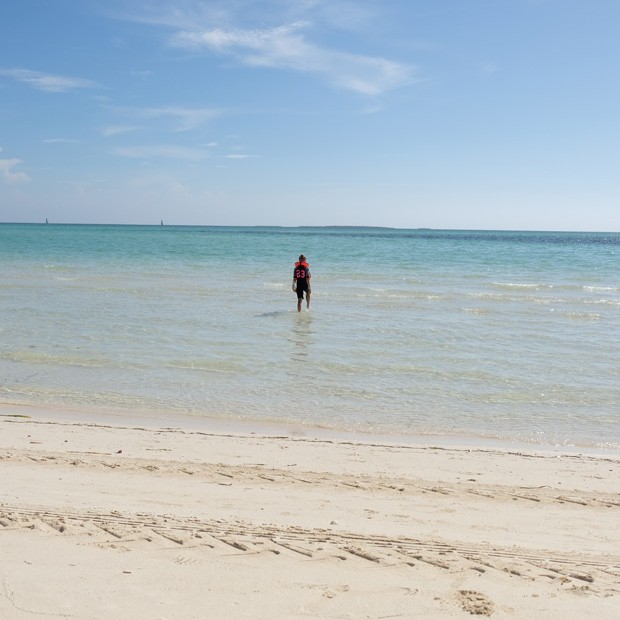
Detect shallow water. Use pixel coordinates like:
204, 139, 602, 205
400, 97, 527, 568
1, 224, 618, 449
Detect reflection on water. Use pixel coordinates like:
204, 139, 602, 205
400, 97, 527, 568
289, 312, 314, 363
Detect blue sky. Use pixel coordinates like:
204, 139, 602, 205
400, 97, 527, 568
1, 0, 618, 230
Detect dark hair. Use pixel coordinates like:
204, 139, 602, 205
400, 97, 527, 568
299, 254, 306, 261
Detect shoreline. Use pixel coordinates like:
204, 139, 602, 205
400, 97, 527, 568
2, 401, 618, 458
1, 408, 619, 618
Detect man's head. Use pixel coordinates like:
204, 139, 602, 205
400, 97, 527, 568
299, 254, 306, 262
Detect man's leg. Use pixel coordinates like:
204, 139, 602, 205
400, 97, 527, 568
306, 291, 311, 309
297, 293, 302, 311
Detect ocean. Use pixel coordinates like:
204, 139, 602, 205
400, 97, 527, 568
1, 223, 618, 450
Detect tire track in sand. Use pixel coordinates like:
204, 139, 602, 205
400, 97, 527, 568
1, 504, 619, 598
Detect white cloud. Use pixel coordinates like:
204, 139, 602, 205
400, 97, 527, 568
113, 106, 222, 131
0, 68, 97, 93
0, 148, 31, 183
109, 0, 377, 34
131, 69, 156, 80
171, 22, 413, 95
102, 125, 140, 137
42, 138, 81, 144
143, 106, 221, 131
105, 1, 229, 30
108, 2, 414, 96
224, 153, 257, 159
112, 145, 209, 160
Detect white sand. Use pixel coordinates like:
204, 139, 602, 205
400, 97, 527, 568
1, 411, 619, 619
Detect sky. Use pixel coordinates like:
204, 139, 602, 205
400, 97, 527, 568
1, 0, 619, 230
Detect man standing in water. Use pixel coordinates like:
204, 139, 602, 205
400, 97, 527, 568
292, 254, 311, 311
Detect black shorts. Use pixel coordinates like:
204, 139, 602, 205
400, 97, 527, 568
296, 282, 308, 299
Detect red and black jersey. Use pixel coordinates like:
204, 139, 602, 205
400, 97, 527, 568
293, 261, 311, 286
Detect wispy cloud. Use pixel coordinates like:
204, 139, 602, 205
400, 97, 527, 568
42, 138, 81, 144
224, 153, 258, 159
131, 69, 156, 80
143, 106, 222, 131
112, 144, 209, 160
105, 1, 228, 30
108, 1, 414, 96
171, 21, 414, 95
108, 1, 378, 33
102, 125, 140, 137
112, 106, 222, 131
0, 147, 30, 183
0, 68, 97, 93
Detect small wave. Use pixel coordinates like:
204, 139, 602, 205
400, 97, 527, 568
0, 349, 155, 370
350, 291, 444, 300
471, 291, 566, 305
565, 312, 601, 321
462, 307, 491, 315
165, 360, 243, 373
583, 285, 619, 293
43, 264, 74, 272
491, 282, 553, 291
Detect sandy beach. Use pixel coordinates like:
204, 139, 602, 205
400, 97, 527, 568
1, 410, 619, 619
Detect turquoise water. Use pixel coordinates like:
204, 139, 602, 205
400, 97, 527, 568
1, 223, 618, 449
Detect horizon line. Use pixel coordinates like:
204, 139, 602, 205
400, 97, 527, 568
1, 221, 618, 235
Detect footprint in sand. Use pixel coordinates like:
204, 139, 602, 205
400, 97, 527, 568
174, 555, 199, 566
458, 590, 494, 616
